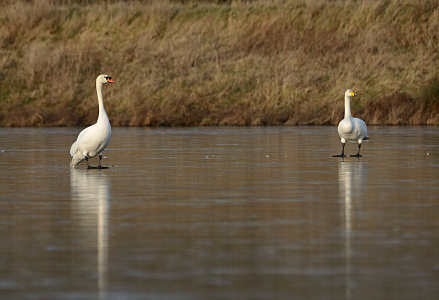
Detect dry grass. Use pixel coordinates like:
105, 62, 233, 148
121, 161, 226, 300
0, 0, 438, 126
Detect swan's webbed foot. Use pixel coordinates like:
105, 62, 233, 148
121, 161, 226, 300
84, 155, 109, 169
87, 165, 109, 169
350, 144, 362, 158
332, 143, 346, 158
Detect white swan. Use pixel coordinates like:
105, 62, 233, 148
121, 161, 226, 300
333, 89, 369, 158
70, 74, 115, 168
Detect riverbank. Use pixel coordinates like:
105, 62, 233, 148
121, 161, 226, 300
0, 0, 438, 126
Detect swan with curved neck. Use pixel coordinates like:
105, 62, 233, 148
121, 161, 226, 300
70, 74, 115, 168
333, 89, 369, 158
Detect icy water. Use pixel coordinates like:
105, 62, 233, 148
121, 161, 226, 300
0, 126, 438, 299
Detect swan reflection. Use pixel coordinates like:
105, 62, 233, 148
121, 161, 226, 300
70, 169, 110, 299
338, 161, 367, 300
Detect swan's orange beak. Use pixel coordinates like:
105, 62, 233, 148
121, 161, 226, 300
107, 78, 115, 83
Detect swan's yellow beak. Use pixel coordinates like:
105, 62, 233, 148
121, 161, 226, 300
350, 91, 357, 97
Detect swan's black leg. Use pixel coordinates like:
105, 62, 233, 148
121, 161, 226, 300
86, 157, 91, 169
350, 144, 362, 157
332, 143, 346, 158
98, 154, 103, 169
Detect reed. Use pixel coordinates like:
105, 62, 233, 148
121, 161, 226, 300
0, 0, 438, 126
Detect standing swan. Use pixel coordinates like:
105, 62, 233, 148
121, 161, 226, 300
70, 74, 115, 168
333, 89, 369, 158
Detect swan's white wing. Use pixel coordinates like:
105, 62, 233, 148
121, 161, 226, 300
70, 125, 95, 156
352, 118, 367, 141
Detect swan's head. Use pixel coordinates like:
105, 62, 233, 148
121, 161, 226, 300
345, 89, 357, 98
96, 74, 115, 85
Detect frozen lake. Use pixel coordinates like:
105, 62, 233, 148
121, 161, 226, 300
0, 126, 438, 299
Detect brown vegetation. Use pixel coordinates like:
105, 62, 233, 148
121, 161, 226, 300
0, 0, 438, 126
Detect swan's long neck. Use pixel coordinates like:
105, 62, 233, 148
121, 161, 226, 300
344, 95, 352, 119
96, 81, 108, 122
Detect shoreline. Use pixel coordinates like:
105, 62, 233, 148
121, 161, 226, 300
1, 0, 438, 126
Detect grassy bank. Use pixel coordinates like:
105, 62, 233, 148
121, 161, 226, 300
0, 0, 438, 126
